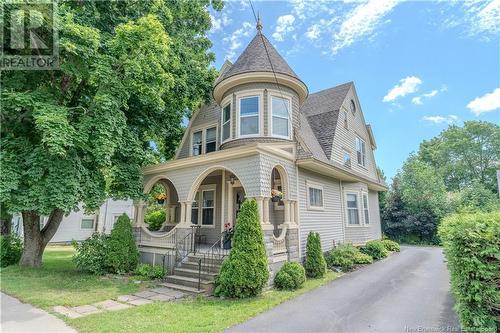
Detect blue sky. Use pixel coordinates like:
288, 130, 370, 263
207, 0, 500, 180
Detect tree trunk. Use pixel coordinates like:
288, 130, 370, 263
19, 209, 64, 267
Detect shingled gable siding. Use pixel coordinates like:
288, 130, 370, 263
297, 168, 344, 256
330, 87, 378, 180
177, 102, 222, 159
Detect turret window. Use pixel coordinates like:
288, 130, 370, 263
271, 96, 290, 138
239, 96, 260, 136
222, 104, 231, 142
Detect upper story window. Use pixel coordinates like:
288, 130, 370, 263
271, 96, 290, 138
192, 130, 202, 156
192, 126, 217, 156
356, 136, 366, 167
350, 99, 356, 114
343, 150, 351, 168
205, 127, 217, 153
222, 104, 231, 142
346, 193, 360, 225
239, 96, 260, 136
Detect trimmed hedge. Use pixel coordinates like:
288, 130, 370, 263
0, 234, 22, 267
381, 239, 400, 252
106, 214, 139, 274
274, 262, 306, 290
360, 240, 389, 260
438, 212, 499, 331
214, 199, 269, 298
304, 232, 327, 278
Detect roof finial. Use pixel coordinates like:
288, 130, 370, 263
256, 12, 262, 33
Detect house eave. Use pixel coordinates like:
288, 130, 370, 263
296, 158, 388, 191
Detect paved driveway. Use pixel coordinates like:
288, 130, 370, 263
1, 293, 76, 333
227, 246, 460, 333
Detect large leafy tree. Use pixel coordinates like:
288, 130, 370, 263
419, 121, 500, 193
1, 0, 222, 267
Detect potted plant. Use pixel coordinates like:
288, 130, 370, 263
271, 189, 283, 202
222, 223, 234, 250
155, 193, 167, 205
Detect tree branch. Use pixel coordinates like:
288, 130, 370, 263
41, 209, 65, 244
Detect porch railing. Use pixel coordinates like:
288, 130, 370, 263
196, 232, 230, 290
139, 225, 177, 248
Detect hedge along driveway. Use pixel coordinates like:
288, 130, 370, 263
0, 246, 148, 310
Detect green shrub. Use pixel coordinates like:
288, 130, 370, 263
0, 234, 22, 267
353, 251, 373, 264
304, 232, 327, 278
106, 214, 139, 274
135, 263, 164, 280
274, 262, 306, 290
144, 208, 166, 231
325, 244, 356, 271
214, 199, 269, 298
360, 240, 389, 260
438, 212, 499, 332
381, 239, 400, 252
73, 233, 110, 274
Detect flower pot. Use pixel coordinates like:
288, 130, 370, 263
223, 240, 232, 250
271, 196, 281, 202
157, 199, 165, 205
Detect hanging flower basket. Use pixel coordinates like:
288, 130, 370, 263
155, 193, 167, 205
271, 189, 283, 202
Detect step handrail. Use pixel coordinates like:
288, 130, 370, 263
197, 231, 230, 290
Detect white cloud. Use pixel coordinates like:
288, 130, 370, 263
210, 12, 232, 33
442, 0, 500, 39
383, 76, 423, 103
223, 21, 253, 60
305, 24, 321, 40
423, 115, 459, 124
272, 15, 296, 42
466, 88, 500, 116
331, 0, 400, 54
412, 89, 439, 105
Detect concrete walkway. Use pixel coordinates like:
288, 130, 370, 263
1, 293, 76, 333
227, 246, 460, 333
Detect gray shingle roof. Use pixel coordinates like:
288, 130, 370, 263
218, 33, 300, 82
298, 82, 353, 159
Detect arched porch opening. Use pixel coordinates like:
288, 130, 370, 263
186, 166, 247, 249
142, 177, 180, 232
269, 165, 289, 237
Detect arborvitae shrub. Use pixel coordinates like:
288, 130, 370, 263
214, 199, 269, 298
304, 232, 326, 278
106, 214, 139, 274
274, 262, 306, 290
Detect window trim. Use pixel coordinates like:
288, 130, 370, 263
362, 192, 370, 224
269, 93, 292, 139
190, 123, 218, 157
306, 180, 324, 211
191, 184, 216, 228
237, 91, 263, 138
356, 136, 367, 167
350, 99, 356, 114
221, 102, 232, 143
80, 217, 95, 230
345, 191, 361, 227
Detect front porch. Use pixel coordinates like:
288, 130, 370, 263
133, 151, 300, 289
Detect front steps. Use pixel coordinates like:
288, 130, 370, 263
162, 253, 225, 294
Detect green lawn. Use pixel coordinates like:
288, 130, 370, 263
0, 245, 148, 309
1, 245, 341, 333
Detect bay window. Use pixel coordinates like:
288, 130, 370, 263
239, 96, 259, 136
222, 104, 231, 142
346, 193, 360, 225
271, 96, 290, 137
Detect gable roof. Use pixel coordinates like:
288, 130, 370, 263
299, 82, 352, 159
218, 33, 300, 82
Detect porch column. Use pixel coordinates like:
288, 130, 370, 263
289, 200, 296, 225
263, 197, 270, 225
185, 201, 192, 226
283, 199, 291, 224
227, 183, 233, 226
255, 196, 264, 223
134, 200, 147, 227
179, 201, 186, 226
